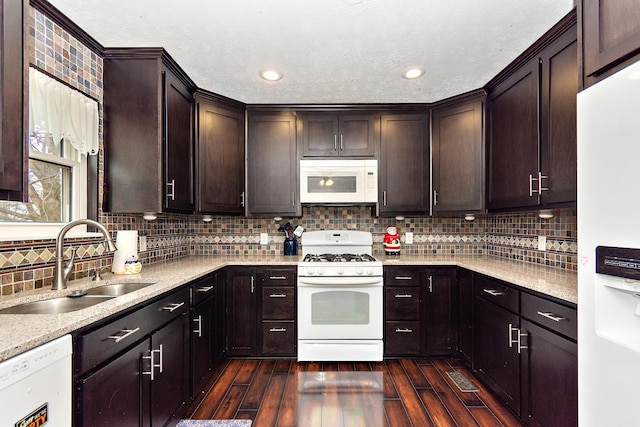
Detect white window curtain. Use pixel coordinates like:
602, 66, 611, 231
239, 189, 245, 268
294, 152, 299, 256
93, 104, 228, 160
29, 67, 99, 156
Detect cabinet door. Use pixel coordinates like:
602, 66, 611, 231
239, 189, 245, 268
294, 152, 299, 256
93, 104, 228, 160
457, 268, 473, 367
191, 298, 214, 399
77, 339, 150, 427
473, 296, 521, 415
583, 0, 640, 77
339, 114, 376, 157
213, 271, 227, 365
226, 268, 256, 356
424, 268, 456, 356
301, 113, 339, 157
163, 68, 194, 212
520, 320, 577, 427
487, 58, 540, 211
247, 113, 299, 216
151, 314, 189, 426
432, 99, 484, 214
379, 113, 430, 215
0, 0, 26, 201
196, 97, 245, 214
540, 26, 578, 206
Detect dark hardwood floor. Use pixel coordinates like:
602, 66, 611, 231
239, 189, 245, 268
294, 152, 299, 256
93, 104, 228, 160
182, 358, 525, 427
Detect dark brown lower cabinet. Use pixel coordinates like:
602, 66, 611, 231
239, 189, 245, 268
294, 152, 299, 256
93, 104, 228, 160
226, 267, 256, 356
457, 268, 473, 367
424, 268, 457, 356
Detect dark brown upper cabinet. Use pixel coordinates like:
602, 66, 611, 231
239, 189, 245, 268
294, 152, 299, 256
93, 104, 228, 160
300, 113, 377, 157
0, 0, 27, 202
195, 91, 245, 215
103, 48, 196, 214
432, 95, 485, 214
247, 111, 300, 216
379, 113, 430, 216
487, 15, 577, 211
582, 0, 640, 84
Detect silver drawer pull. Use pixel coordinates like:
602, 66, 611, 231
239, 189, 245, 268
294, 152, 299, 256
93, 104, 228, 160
162, 302, 185, 312
269, 327, 287, 332
395, 294, 413, 298
394, 276, 413, 280
483, 288, 504, 297
537, 311, 565, 322
269, 276, 287, 280
193, 315, 202, 337
395, 328, 413, 333
196, 286, 214, 293
108, 327, 140, 343
269, 293, 287, 298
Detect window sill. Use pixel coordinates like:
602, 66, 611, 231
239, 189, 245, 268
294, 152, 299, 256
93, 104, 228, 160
0, 223, 105, 242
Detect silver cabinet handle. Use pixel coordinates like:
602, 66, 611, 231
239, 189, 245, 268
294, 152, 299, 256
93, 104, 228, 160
157, 344, 164, 373
240, 191, 245, 207
269, 276, 287, 280
269, 327, 287, 332
292, 191, 295, 207
529, 172, 549, 196
395, 294, 413, 298
270, 293, 287, 298
529, 174, 536, 197
251, 276, 255, 293
395, 328, 413, 333
538, 171, 549, 194
433, 190, 438, 206
340, 134, 343, 151
166, 179, 175, 201
334, 134, 338, 151
383, 190, 387, 206
428, 275, 433, 293
508, 324, 528, 354
196, 286, 214, 293
162, 302, 185, 312
394, 276, 413, 280
193, 315, 202, 337
108, 327, 140, 343
483, 288, 504, 297
537, 311, 565, 322
142, 345, 162, 380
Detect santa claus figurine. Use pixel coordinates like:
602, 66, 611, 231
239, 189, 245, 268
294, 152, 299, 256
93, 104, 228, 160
383, 226, 401, 255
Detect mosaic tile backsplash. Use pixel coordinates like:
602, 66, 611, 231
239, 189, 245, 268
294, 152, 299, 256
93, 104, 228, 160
0, 6, 578, 297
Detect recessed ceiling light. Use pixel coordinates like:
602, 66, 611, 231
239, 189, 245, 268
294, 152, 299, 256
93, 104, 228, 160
402, 67, 425, 79
259, 69, 283, 81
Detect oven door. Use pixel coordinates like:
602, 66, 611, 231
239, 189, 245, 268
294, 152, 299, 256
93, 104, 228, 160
297, 276, 383, 340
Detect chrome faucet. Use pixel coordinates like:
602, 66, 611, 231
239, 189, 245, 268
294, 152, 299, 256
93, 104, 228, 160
53, 219, 117, 290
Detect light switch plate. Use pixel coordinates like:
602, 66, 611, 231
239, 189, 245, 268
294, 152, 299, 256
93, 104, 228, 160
260, 233, 269, 245
405, 232, 413, 244
538, 235, 547, 251
139, 236, 147, 252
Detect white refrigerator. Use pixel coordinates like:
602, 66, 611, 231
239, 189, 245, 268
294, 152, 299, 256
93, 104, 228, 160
577, 58, 640, 425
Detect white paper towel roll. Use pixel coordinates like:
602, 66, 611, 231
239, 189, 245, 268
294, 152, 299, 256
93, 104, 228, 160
112, 230, 138, 274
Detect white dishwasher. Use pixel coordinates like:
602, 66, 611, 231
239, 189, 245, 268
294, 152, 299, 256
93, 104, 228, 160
0, 334, 72, 426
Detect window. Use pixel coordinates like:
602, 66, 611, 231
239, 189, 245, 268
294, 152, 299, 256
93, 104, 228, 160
0, 68, 97, 240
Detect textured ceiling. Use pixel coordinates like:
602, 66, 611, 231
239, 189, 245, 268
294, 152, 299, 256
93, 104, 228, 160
47, 0, 575, 104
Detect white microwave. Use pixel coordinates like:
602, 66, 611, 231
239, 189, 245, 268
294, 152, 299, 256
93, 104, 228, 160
300, 159, 378, 204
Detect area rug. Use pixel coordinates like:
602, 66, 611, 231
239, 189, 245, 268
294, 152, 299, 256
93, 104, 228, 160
176, 420, 252, 427
446, 370, 479, 392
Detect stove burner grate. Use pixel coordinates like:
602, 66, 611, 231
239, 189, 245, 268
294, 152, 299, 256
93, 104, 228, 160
302, 253, 377, 263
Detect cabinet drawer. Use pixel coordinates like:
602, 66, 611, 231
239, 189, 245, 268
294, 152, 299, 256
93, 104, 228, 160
76, 287, 190, 375
385, 268, 422, 287
262, 286, 295, 320
385, 287, 420, 320
259, 268, 296, 286
521, 292, 577, 340
191, 274, 216, 306
261, 321, 296, 355
474, 276, 519, 313
385, 321, 421, 355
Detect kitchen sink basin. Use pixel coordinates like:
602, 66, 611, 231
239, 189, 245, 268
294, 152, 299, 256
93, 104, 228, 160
84, 281, 157, 297
0, 296, 113, 315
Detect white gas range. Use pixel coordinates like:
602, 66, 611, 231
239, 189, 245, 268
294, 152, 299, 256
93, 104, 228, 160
297, 230, 383, 362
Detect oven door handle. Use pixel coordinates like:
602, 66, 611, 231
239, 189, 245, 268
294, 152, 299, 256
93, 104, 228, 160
298, 276, 382, 286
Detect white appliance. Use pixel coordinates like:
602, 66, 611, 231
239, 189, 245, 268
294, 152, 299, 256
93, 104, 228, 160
297, 230, 384, 361
0, 335, 72, 427
577, 58, 640, 426
299, 159, 378, 204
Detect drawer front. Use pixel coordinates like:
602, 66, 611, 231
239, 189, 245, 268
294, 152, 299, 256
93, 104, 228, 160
261, 321, 296, 355
385, 268, 422, 287
385, 321, 421, 356
76, 287, 190, 375
191, 274, 216, 306
385, 287, 420, 320
262, 286, 295, 320
260, 267, 296, 286
521, 292, 577, 340
474, 275, 519, 313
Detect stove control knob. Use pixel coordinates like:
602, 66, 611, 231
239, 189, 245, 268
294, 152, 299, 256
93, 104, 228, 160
337, 267, 344, 275
366, 267, 374, 276
317, 267, 325, 276
356, 267, 364, 275
306, 267, 315, 276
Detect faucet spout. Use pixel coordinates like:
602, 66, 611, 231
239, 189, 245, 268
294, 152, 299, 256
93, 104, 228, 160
53, 219, 117, 290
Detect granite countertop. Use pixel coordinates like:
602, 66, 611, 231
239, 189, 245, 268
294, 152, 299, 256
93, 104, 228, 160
0, 254, 576, 362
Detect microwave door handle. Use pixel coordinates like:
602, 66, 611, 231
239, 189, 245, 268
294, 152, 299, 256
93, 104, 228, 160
334, 135, 338, 151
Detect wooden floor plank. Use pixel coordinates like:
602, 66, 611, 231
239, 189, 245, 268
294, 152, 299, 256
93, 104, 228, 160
383, 400, 411, 427
189, 358, 244, 419
276, 364, 301, 427
213, 384, 247, 419
417, 388, 458, 427
253, 373, 287, 427
386, 360, 435, 427
468, 407, 509, 427
241, 359, 276, 410
400, 358, 432, 389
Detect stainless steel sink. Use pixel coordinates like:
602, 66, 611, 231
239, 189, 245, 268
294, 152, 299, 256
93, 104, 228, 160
84, 281, 157, 297
0, 296, 113, 315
